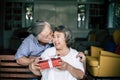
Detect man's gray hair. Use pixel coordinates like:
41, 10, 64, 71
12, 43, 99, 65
28, 20, 51, 37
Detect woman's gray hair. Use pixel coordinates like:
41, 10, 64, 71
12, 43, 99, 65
53, 25, 74, 48
28, 20, 51, 37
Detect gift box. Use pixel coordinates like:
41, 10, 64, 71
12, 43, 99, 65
51, 57, 61, 67
38, 59, 50, 70
38, 57, 61, 70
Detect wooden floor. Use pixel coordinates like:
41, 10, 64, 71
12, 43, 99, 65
84, 73, 120, 80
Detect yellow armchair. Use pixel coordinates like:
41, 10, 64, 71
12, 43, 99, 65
86, 46, 120, 78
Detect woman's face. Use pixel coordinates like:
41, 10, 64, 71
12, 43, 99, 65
53, 31, 67, 49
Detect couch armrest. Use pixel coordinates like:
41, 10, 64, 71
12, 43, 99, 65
91, 46, 103, 57
99, 52, 120, 77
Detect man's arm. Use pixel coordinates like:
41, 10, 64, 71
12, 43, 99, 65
29, 57, 41, 76
16, 56, 36, 66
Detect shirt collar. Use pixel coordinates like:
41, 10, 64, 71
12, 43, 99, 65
31, 34, 50, 48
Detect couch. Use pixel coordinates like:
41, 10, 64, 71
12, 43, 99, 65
86, 46, 120, 78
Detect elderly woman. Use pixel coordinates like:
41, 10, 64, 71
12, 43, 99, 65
29, 25, 85, 80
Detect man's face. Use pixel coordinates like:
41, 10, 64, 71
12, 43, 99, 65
37, 25, 53, 44
53, 31, 67, 49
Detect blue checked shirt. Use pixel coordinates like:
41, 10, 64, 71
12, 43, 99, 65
15, 34, 52, 59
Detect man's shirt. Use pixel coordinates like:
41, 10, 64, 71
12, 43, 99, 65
15, 34, 52, 59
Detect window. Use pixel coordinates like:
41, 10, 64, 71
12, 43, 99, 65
113, 3, 120, 28
25, 3, 34, 28
88, 4, 107, 29
77, 4, 107, 29
77, 4, 86, 29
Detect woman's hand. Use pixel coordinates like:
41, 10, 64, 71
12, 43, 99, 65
57, 60, 68, 70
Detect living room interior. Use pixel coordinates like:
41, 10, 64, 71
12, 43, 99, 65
0, 0, 120, 80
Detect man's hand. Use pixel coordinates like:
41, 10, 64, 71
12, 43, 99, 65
76, 52, 86, 71
30, 57, 41, 70
29, 57, 41, 76
76, 52, 86, 63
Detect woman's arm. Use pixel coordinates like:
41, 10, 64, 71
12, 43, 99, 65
67, 63, 84, 79
57, 61, 84, 79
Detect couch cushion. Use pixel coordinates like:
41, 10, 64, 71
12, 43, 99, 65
87, 66, 99, 76
86, 56, 99, 67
